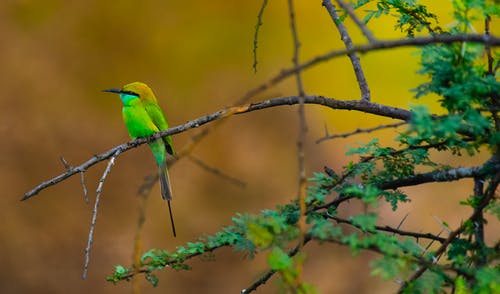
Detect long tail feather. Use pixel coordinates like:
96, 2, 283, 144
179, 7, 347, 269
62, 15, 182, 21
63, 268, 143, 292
159, 165, 176, 237
167, 200, 176, 237
159, 164, 173, 201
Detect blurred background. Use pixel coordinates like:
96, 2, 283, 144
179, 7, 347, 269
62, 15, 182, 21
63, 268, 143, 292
1, 1, 497, 293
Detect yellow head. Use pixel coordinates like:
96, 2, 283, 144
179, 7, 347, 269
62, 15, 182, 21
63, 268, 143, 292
121, 82, 158, 104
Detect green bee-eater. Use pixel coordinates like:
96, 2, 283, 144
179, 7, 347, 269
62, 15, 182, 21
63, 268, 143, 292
104, 82, 176, 237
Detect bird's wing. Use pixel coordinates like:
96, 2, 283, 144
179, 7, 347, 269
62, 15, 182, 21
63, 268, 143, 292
145, 103, 175, 155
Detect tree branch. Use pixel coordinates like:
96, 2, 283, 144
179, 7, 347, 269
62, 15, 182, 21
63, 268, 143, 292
22, 95, 413, 201
287, 0, 308, 254
336, 0, 376, 42
326, 213, 446, 243
238, 34, 499, 108
397, 168, 500, 293
472, 176, 486, 266
120, 242, 232, 281
315, 159, 500, 212
378, 164, 499, 190
82, 149, 121, 279
252, 0, 269, 73
187, 155, 246, 188
270, 34, 500, 92
323, 0, 371, 101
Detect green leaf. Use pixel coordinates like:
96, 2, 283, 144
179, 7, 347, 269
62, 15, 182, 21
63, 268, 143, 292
448, 238, 473, 265
268, 247, 292, 271
485, 200, 500, 221
247, 222, 274, 248
350, 213, 378, 232
308, 218, 342, 240
115, 265, 128, 275
454, 275, 469, 294
145, 274, 159, 287
341, 184, 381, 205
370, 256, 407, 280
475, 267, 500, 293
399, 238, 423, 256
407, 271, 446, 294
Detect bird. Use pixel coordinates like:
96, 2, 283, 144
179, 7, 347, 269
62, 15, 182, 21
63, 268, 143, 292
103, 82, 176, 237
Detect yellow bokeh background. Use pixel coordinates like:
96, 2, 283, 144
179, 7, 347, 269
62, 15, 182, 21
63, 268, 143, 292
1, 1, 497, 293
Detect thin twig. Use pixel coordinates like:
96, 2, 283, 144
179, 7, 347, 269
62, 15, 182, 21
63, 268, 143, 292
60, 156, 71, 170
485, 15, 493, 75
423, 229, 443, 253
432, 215, 452, 234
327, 214, 446, 243
316, 121, 406, 143
60, 156, 89, 204
288, 0, 307, 237
253, 0, 269, 73
336, 0, 376, 42
323, 0, 371, 101
242, 236, 312, 293
395, 213, 409, 230
484, 15, 500, 136
82, 149, 121, 279
288, 0, 307, 287
132, 184, 150, 294
80, 171, 89, 204
187, 155, 246, 188
241, 270, 275, 294
472, 176, 486, 266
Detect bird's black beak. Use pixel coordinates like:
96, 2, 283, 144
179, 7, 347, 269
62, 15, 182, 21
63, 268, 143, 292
102, 88, 122, 94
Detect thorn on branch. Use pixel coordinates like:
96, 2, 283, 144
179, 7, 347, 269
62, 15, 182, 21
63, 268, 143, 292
422, 229, 443, 261
59, 156, 71, 170
433, 215, 452, 234
395, 213, 409, 231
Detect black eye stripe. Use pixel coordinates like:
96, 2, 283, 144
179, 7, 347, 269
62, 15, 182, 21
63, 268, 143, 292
122, 90, 139, 97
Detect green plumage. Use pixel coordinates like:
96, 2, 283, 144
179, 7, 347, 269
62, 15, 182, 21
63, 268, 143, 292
104, 82, 176, 237
121, 95, 167, 168
143, 99, 175, 156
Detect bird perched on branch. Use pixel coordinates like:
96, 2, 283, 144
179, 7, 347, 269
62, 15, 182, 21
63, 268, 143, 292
103, 82, 176, 237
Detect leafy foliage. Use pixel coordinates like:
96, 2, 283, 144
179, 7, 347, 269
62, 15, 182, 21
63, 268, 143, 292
107, 0, 499, 293
353, 0, 441, 36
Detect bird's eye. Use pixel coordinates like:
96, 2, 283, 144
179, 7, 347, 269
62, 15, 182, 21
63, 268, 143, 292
122, 90, 139, 97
